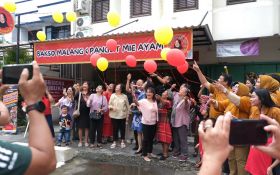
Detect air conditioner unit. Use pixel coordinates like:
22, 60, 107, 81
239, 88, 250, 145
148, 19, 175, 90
75, 0, 90, 14
76, 16, 91, 30
75, 29, 92, 38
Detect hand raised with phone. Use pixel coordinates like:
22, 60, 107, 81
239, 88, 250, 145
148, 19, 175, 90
18, 61, 46, 105
256, 114, 280, 160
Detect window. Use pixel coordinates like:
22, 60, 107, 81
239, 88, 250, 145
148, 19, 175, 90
60, 64, 81, 80
92, 0, 109, 22
174, 0, 198, 12
130, 0, 151, 18
227, 0, 256, 5
46, 25, 70, 40
28, 30, 41, 41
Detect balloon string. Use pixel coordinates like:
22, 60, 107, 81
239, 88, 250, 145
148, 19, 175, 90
169, 69, 181, 87
95, 68, 107, 86
188, 66, 216, 83
114, 59, 117, 84
102, 71, 106, 84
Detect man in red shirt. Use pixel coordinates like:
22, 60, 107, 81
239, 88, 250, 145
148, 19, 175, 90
42, 90, 55, 139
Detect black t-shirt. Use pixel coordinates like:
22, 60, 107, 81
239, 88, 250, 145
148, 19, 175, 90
0, 141, 32, 175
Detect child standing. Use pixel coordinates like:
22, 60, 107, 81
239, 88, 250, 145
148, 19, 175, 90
57, 105, 72, 146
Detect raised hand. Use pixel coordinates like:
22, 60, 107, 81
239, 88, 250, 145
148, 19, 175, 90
255, 114, 280, 160
127, 73, 132, 81
193, 61, 200, 72
19, 61, 46, 105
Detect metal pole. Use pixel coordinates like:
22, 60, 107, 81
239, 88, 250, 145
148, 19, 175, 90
198, 11, 208, 27
16, 15, 20, 64
102, 19, 139, 36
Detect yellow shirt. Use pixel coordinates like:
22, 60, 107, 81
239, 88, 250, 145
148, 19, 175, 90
209, 84, 231, 119
217, 96, 251, 119
249, 106, 280, 123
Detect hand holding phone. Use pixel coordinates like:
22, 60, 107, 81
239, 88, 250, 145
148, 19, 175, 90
229, 119, 268, 145
2, 64, 33, 84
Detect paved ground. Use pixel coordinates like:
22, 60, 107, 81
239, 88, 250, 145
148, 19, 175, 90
0, 125, 199, 175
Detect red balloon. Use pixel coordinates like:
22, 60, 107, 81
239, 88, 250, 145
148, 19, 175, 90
125, 55, 137, 67
106, 39, 118, 52
166, 49, 185, 67
177, 61, 189, 74
90, 53, 101, 67
144, 60, 157, 73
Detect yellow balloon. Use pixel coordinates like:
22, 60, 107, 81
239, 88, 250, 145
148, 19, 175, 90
52, 11, 64, 23
154, 26, 173, 45
36, 31, 46, 41
96, 57, 109, 72
160, 48, 170, 61
3, 1, 16, 13
107, 11, 120, 27
66, 11, 77, 22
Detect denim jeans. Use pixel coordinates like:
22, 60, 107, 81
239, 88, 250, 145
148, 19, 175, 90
57, 130, 71, 143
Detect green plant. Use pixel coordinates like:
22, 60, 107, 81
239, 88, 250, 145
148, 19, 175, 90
2, 47, 33, 66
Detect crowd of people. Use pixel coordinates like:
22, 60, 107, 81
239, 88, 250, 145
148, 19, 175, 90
0, 61, 280, 174
42, 60, 280, 174
1, 59, 280, 175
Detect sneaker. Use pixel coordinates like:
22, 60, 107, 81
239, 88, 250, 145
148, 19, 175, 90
57, 143, 61, 147
78, 142, 82, 147
144, 156, 151, 162
110, 143, 116, 149
65, 143, 70, 146
121, 142, 126, 149
85, 143, 89, 147
172, 152, 180, 158
149, 153, 157, 158
179, 155, 188, 162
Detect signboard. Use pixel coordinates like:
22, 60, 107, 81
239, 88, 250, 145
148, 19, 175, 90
35, 29, 193, 64
217, 39, 259, 57
2, 85, 18, 133
44, 77, 74, 102
0, 7, 14, 34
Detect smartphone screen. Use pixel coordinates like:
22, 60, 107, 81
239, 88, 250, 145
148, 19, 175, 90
2, 64, 33, 84
229, 119, 268, 145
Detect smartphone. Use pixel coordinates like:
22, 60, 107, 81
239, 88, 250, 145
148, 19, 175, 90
229, 119, 268, 145
2, 64, 33, 84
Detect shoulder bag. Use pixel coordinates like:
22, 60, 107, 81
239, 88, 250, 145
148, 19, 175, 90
89, 95, 104, 120
73, 92, 81, 119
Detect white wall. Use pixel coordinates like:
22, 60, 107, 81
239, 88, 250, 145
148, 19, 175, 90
78, 0, 212, 36
195, 36, 280, 64
212, 0, 280, 40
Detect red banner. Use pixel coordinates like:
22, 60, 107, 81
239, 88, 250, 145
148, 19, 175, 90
35, 29, 193, 65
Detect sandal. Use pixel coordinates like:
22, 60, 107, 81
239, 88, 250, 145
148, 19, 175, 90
110, 143, 116, 149
121, 142, 126, 149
